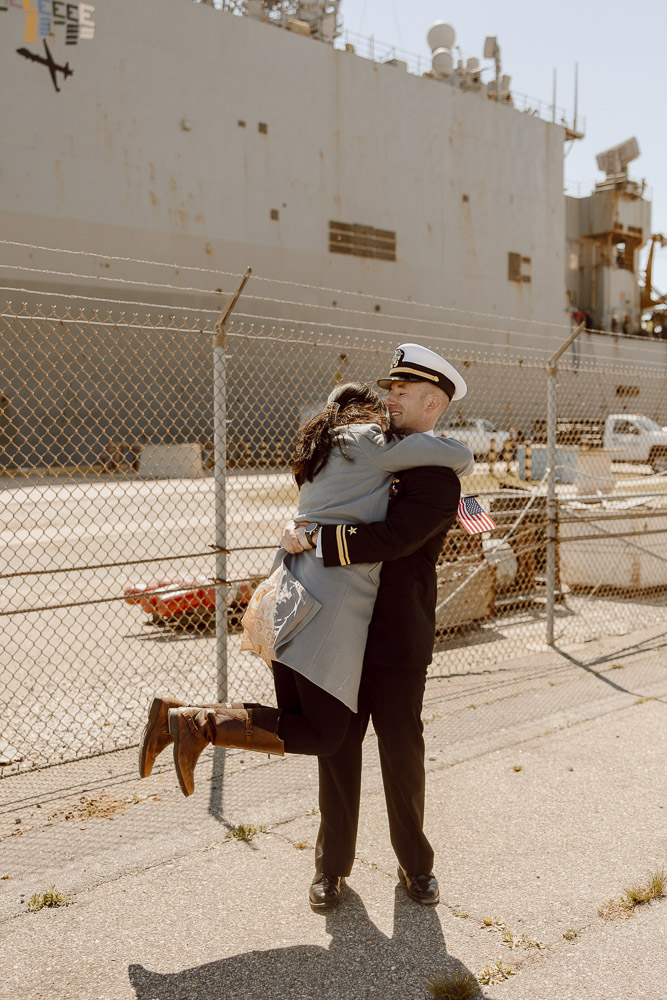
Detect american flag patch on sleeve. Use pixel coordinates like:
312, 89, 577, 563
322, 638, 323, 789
457, 495, 496, 534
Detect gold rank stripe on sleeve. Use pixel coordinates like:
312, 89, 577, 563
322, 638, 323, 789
336, 525, 351, 566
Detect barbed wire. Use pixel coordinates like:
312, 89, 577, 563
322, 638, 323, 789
3, 286, 665, 373
0, 237, 578, 331
0, 292, 548, 365
226, 313, 667, 371
8, 238, 663, 348
0, 260, 572, 343
0, 284, 220, 317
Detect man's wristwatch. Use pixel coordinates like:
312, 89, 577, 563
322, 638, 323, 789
305, 523, 320, 548
296, 523, 320, 549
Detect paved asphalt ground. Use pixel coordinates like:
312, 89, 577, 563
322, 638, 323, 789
1, 623, 666, 1000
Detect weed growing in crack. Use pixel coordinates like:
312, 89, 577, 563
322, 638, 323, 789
225, 823, 266, 842
478, 961, 515, 985
502, 928, 540, 950
27, 886, 72, 912
598, 869, 665, 920
481, 916, 540, 950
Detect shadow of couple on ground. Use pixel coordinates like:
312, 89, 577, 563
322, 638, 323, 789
129, 881, 485, 999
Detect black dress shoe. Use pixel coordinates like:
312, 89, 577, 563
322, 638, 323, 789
397, 867, 440, 905
309, 873, 344, 911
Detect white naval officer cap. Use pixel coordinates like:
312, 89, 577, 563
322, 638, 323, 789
377, 343, 467, 401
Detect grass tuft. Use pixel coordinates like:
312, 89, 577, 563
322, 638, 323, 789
623, 869, 665, 908
563, 928, 578, 940
426, 969, 480, 999
598, 869, 665, 920
502, 928, 540, 950
479, 915, 539, 950
293, 841, 313, 850
27, 885, 72, 912
225, 823, 266, 842
478, 961, 515, 985
610, 663, 625, 670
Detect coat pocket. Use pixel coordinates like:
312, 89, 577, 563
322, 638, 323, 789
273, 564, 322, 650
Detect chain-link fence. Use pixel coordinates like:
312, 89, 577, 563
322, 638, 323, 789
1, 286, 666, 774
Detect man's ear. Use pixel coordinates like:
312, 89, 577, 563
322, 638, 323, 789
426, 392, 448, 414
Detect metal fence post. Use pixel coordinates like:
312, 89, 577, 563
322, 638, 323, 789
213, 323, 228, 702
213, 267, 252, 701
545, 321, 585, 645
545, 368, 557, 644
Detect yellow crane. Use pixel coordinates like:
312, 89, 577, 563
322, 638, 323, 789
641, 232, 667, 311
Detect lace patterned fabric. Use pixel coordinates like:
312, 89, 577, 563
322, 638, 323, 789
240, 567, 280, 666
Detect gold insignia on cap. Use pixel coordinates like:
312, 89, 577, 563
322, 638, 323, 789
391, 348, 404, 369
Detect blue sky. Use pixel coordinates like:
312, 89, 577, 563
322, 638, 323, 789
338, 0, 667, 297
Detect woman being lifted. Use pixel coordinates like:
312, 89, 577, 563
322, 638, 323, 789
139, 379, 473, 795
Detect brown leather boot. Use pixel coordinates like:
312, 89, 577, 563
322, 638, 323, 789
168, 706, 284, 797
138, 694, 243, 778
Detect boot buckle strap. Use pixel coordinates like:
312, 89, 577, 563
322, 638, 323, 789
245, 711, 253, 749
185, 712, 200, 737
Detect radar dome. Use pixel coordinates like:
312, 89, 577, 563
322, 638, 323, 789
431, 47, 454, 79
427, 21, 455, 52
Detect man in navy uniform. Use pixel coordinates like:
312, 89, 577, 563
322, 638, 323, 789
283, 343, 471, 910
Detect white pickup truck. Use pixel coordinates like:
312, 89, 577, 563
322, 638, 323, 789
603, 414, 667, 472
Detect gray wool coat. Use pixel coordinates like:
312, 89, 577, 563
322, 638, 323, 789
272, 424, 473, 711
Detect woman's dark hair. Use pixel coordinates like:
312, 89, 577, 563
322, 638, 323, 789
292, 382, 390, 486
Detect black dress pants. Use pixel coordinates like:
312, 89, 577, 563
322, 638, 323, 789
314, 659, 434, 877
270, 660, 352, 757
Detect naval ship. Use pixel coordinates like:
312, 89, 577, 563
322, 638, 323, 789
1, 0, 666, 468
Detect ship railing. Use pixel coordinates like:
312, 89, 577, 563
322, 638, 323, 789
502, 89, 585, 137
197, 4, 585, 135
335, 28, 584, 136
565, 177, 653, 196
335, 27, 429, 74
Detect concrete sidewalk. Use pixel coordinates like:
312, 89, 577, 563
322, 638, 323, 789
1, 625, 666, 1000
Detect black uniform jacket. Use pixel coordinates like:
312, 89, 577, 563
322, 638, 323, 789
319, 465, 461, 669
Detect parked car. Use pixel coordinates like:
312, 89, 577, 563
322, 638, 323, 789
603, 414, 667, 472
440, 418, 511, 459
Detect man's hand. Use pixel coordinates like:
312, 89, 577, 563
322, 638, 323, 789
281, 519, 308, 553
